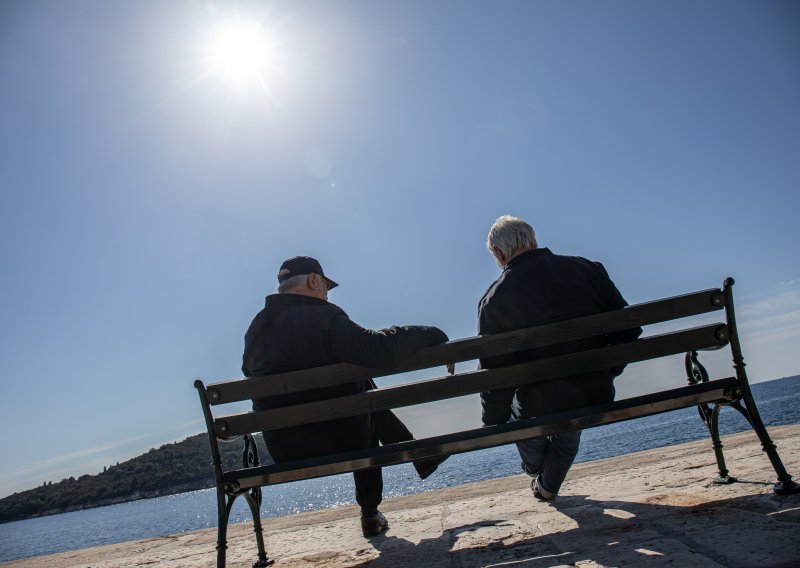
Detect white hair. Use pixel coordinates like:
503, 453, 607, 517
486, 215, 537, 259
278, 274, 308, 294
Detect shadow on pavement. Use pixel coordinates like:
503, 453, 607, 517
345, 489, 800, 567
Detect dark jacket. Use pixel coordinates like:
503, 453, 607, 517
242, 293, 448, 461
478, 248, 642, 426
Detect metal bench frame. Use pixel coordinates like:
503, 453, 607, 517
194, 278, 798, 567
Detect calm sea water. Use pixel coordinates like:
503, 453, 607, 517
1, 376, 799, 563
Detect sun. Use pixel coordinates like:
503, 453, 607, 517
206, 19, 272, 91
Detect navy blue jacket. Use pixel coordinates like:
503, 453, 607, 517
478, 248, 641, 425
242, 293, 448, 461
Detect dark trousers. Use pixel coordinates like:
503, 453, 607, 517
263, 414, 389, 511
351, 410, 416, 510
372, 409, 415, 444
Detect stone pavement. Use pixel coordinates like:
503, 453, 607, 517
5, 425, 799, 568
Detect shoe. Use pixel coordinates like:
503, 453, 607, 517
413, 454, 448, 480
532, 476, 556, 501
360, 510, 389, 537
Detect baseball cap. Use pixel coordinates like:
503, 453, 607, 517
277, 256, 339, 289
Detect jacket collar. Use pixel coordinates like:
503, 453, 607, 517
264, 293, 330, 308
506, 247, 552, 269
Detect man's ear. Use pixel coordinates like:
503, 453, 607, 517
308, 273, 322, 289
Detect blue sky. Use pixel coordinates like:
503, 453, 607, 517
1, 0, 798, 497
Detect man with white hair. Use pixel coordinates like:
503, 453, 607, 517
478, 216, 641, 501
242, 256, 448, 537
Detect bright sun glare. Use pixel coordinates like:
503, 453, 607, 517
206, 19, 271, 91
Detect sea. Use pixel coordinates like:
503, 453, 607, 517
1, 375, 799, 563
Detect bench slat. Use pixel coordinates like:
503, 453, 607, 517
224, 378, 737, 489
214, 323, 727, 437
207, 288, 724, 405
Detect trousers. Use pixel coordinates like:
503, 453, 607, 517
516, 429, 582, 495
264, 409, 414, 511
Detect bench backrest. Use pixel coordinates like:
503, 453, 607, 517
195, 279, 746, 486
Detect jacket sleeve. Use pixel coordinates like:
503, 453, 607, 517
477, 292, 517, 370
595, 262, 643, 376
477, 289, 518, 426
328, 313, 449, 368
480, 388, 515, 426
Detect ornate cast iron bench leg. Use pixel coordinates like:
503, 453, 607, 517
738, 380, 799, 494
686, 344, 799, 494
686, 351, 735, 484
244, 489, 271, 567
243, 435, 274, 567
722, 278, 799, 495
216, 488, 235, 568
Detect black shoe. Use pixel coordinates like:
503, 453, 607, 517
413, 454, 448, 480
531, 477, 556, 501
361, 510, 389, 537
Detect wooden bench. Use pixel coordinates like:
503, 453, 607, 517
194, 278, 798, 567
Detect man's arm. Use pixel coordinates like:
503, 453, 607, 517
477, 292, 517, 370
595, 263, 643, 376
480, 388, 515, 426
477, 287, 518, 425
328, 314, 448, 369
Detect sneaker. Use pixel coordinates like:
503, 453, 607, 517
360, 510, 389, 537
413, 454, 448, 480
532, 476, 557, 501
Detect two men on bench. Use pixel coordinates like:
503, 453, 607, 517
242, 256, 448, 538
479, 215, 642, 501
243, 214, 639, 539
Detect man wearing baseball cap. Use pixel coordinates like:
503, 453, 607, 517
242, 256, 449, 537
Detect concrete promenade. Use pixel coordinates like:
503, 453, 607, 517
5, 424, 800, 568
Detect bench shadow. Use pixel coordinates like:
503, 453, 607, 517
343, 488, 799, 567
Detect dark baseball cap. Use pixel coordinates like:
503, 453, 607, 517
277, 256, 339, 289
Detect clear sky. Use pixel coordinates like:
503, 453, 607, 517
1, 0, 798, 498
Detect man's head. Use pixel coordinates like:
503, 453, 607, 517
277, 256, 338, 300
486, 215, 538, 268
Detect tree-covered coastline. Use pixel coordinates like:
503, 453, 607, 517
0, 434, 263, 524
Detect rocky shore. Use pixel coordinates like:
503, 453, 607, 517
4, 425, 799, 567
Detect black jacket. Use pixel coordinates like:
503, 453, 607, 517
478, 248, 642, 425
242, 293, 448, 461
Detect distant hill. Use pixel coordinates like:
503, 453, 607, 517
0, 433, 267, 524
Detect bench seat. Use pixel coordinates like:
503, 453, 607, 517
223, 378, 738, 490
